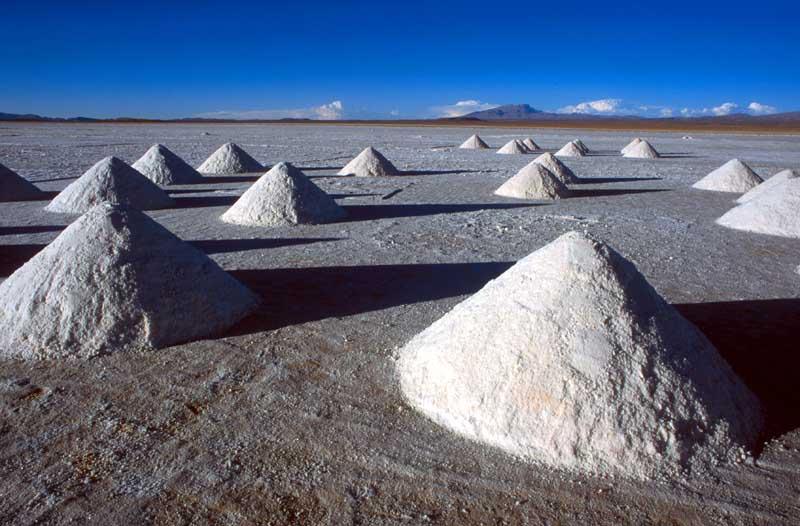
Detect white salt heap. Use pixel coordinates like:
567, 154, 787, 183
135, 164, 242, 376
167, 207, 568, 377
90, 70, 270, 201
497, 139, 528, 155
197, 143, 264, 174
573, 139, 589, 154
623, 139, 660, 159
459, 134, 490, 149
338, 147, 399, 177
692, 159, 763, 193
133, 144, 204, 185
716, 177, 800, 238
555, 141, 586, 157
495, 163, 570, 200
533, 152, 579, 184
1, 162, 44, 202
736, 169, 799, 204
221, 162, 346, 226
522, 138, 540, 151
621, 138, 643, 154
397, 231, 762, 480
0, 203, 259, 360
45, 156, 173, 214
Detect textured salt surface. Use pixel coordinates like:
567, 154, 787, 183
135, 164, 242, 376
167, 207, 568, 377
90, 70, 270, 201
132, 144, 204, 185
338, 147, 399, 176
693, 159, 764, 193
533, 152, 579, 184
555, 141, 585, 157
397, 231, 762, 480
523, 137, 541, 151
497, 139, 528, 154
495, 162, 570, 200
624, 140, 660, 159
0, 162, 44, 202
459, 134, 490, 149
737, 169, 799, 204
197, 142, 264, 174
716, 177, 800, 238
573, 139, 589, 154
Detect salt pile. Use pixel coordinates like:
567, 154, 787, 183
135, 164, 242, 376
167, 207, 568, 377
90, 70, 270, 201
497, 139, 528, 155
623, 139, 660, 159
132, 144, 204, 185
45, 156, 173, 214
716, 177, 800, 238
221, 162, 346, 226
621, 138, 642, 154
1, 162, 44, 202
495, 163, 570, 200
338, 147, 399, 177
533, 152, 578, 184
397, 231, 761, 480
0, 203, 259, 360
459, 134, 490, 149
555, 141, 586, 157
197, 143, 264, 174
736, 169, 799, 204
573, 139, 589, 154
692, 159, 763, 193
522, 138, 540, 151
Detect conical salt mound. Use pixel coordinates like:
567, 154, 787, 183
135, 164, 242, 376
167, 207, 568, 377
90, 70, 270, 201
716, 177, 800, 238
221, 162, 346, 226
1, 162, 45, 202
736, 169, 799, 204
494, 163, 570, 200
0, 203, 259, 360
397, 231, 762, 480
497, 139, 528, 154
132, 144, 204, 185
555, 141, 585, 157
459, 134, 490, 149
338, 147, 399, 177
623, 139, 660, 159
522, 138, 540, 151
621, 138, 643, 154
197, 143, 263, 174
692, 159, 763, 193
533, 152, 579, 184
45, 157, 173, 214
573, 139, 589, 154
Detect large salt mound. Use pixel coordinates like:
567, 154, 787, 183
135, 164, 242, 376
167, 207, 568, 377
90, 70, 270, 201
45, 157, 173, 214
621, 138, 643, 154
736, 169, 799, 204
533, 152, 579, 184
197, 143, 264, 174
133, 144, 204, 185
0, 203, 259, 360
522, 138, 541, 151
716, 177, 800, 238
397, 231, 762, 480
221, 162, 346, 226
459, 134, 490, 149
692, 159, 763, 193
573, 139, 589, 154
495, 163, 570, 200
338, 147, 399, 177
555, 141, 585, 157
1, 162, 45, 202
623, 139, 660, 159
497, 139, 528, 155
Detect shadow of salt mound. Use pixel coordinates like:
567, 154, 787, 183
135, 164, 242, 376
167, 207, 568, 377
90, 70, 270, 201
328, 193, 382, 199
171, 195, 240, 209
198, 175, 263, 184
575, 176, 662, 184
190, 237, 341, 255
569, 188, 671, 198
296, 166, 343, 171
339, 203, 538, 222
226, 261, 514, 335
675, 299, 800, 445
0, 225, 65, 236
397, 169, 494, 176
0, 243, 46, 276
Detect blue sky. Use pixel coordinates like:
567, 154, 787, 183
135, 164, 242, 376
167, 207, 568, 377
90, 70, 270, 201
1, 0, 798, 119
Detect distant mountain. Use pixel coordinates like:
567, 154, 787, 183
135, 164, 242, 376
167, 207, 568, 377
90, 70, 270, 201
464, 104, 544, 120
0, 112, 99, 122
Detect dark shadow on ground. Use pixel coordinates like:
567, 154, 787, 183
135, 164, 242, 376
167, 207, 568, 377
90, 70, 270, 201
166, 188, 225, 195
171, 195, 240, 208
0, 244, 46, 276
329, 193, 381, 199
0, 225, 64, 236
675, 299, 800, 444
198, 175, 262, 184
34, 176, 78, 183
227, 261, 514, 335
575, 176, 662, 184
190, 237, 341, 255
339, 203, 538, 222
569, 188, 670, 198
297, 166, 342, 171
659, 153, 700, 159
397, 169, 494, 176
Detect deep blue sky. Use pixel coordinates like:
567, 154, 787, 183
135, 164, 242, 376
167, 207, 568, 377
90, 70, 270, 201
1, 0, 798, 119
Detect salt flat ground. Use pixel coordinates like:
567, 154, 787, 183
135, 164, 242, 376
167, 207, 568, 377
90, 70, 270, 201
1, 123, 799, 525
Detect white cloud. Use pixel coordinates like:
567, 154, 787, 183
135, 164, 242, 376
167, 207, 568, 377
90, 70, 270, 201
196, 100, 344, 120
711, 102, 738, 116
558, 98, 622, 114
660, 108, 674, 117
432, 100, 499, 117
389, 109, 400, 116
747, 101, 777, 115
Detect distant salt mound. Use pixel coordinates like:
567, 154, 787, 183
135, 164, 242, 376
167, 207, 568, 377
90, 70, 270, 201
573, 139, 590, 154
459, 134, 490, 149
621, 138, 643, 154
497, 139, 528, 155
132, 144, 204, 185
716, 177, 800, 238
555, 141, 585, 157
533, 152, 578, 184
0, 203, 259, 360
736, 169, 799, 204
623, 139, 660, 159
692, 159, 763, 193
45, 156, 173, 214
397, 231, 762, 480
221, 162, 345, 226
1, 162, 45, 202
522, 138, 541, 151
197, 143, 263, 174
338, 147, 399, 177
495, 163, 570, 200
